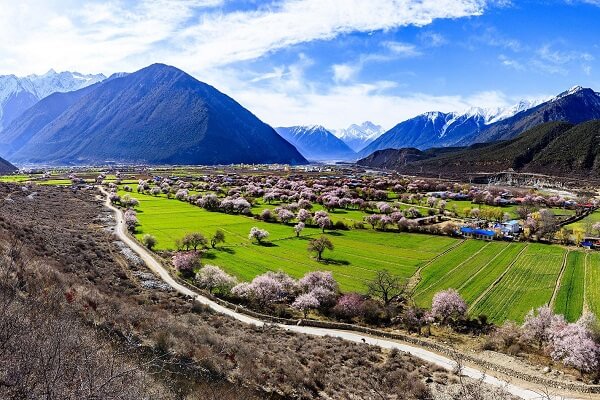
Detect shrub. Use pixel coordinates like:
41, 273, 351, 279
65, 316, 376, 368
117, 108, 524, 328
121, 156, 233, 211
431, 289, 467, 325
333, 293, 364, 320
249, 227, 269, 244
124, 209, 138, 232
292, 293, 320, 318
353, 221, 365, 229
141, 234, 157, 250
333, 220, 348, 230
210, 229, 226, 248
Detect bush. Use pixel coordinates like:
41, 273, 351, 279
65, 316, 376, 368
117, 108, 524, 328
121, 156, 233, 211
142, 234, 157, 250
333, 221, 349, 230
361, 299, 385, 325
353, 221, 366, 229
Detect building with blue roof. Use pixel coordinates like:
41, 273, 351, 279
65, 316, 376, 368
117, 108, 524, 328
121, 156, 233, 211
460, 227, 496, 241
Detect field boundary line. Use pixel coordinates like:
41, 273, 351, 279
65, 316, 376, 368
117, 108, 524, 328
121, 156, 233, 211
406, 239, 466, 294
548, 249, 570, 308
456, 243, 512, 292
468, 243, 529, 313
583, 252, 590, 313
413, 241, 492, 298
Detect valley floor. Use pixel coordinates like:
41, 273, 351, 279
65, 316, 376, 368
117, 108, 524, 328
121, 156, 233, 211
123, 187, 597, 324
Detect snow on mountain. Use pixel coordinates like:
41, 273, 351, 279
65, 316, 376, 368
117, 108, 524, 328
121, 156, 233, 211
356, 96, 549, 158
275, 125, 356, 161
0, 70, 106, 131
332, 121, 384, 152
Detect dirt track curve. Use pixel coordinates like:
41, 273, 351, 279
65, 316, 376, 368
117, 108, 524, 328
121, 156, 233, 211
100, 187, 582, 400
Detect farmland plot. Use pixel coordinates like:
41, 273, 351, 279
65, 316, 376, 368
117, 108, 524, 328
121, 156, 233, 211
471, 244, 566, 323
554, 251, 585, 322
414, 241, 508, 307
124, 190, 459, 292
586, 253, 600, 318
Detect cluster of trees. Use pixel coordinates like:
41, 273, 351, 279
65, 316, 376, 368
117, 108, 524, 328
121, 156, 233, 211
462, 206, 507, 222
488, 306, 600, 376
169, 231, 227, 277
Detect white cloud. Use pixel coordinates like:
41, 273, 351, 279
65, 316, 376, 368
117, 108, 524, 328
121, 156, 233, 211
0, 0, 220, 75
418, 31, 447, 47
537, 44, 594, 65
0, 0, 498, 130
381, 41, 422, 57
169, 0, 484, 71
332, 64, 358, 82
499, 54, 525, 70
205, 62, 520, 130
0, 0, 486, 75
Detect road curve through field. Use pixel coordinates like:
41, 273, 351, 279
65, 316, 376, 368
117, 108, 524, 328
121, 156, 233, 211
100, 188, 579, 400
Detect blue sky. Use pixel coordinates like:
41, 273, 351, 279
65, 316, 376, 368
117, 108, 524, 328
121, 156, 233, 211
1, 0, 599, 129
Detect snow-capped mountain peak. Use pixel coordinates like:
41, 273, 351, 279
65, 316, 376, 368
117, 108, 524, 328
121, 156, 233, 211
331, 121, 385, 152
551, 85, 599, 102
0, 70, 106, 131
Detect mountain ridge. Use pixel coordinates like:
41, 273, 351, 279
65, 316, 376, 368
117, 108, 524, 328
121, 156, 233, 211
0, 63, 307, 166
357, 87, 597, 158
357, 120, 600, 178
332, 121, 384, 152
0, 70, 106, 131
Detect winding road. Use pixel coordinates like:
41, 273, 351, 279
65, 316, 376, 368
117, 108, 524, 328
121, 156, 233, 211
100, 188, 581, 400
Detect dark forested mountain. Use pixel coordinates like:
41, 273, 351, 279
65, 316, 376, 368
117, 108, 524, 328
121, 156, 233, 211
358, 86, 600, 159
0, 64, 307, 166
357, 121, 600, 178
355, 148, 432, 170
275, 125, 356, 161
0, 156, 17, 174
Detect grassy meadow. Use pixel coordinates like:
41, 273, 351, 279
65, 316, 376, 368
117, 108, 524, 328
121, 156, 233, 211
117, 187, 598, 323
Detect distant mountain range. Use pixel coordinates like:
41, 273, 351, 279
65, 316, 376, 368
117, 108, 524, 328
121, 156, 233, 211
1, 64, 599, 172
0, 64, 307, 166
0, 70, 106, 131
275, 125, 356, 161
357, 120, 600, 178
458, 86, 600, 145
356, 96, 551, 158
331, 121, 384, 152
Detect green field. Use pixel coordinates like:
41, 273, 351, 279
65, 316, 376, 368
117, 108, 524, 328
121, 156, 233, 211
414, 241, 521, 307
554, 251, 585, 322
586, 253, 600, 317
124, 190, 457, 292
113, 188, 597, 323
470, 244, 566, 322
566, 210, 600, 232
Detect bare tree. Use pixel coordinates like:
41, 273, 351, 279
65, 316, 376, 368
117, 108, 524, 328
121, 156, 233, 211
367, 270, 406, 305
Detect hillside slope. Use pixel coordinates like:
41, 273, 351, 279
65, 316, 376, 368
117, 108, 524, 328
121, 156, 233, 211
0, 64, 307, 166
461, 87, 600, 145
357, 121, 600, 177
